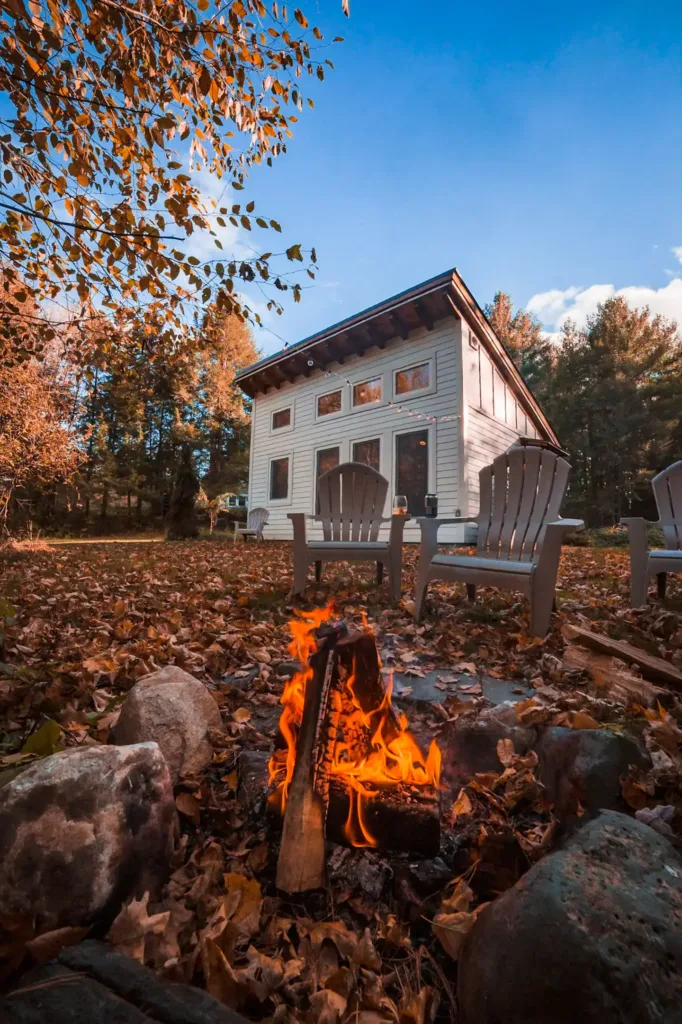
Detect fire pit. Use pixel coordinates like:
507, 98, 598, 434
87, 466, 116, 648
268, 607, 441, 892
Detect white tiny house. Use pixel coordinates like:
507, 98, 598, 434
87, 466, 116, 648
236, 269, 559, 542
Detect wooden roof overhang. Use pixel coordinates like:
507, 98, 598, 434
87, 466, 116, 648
235, 268, 558, 445
235, 270, 456, 398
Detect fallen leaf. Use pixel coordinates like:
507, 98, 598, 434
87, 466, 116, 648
107, 892, 171, 961
176, 792, 201, 824
21, 719, 63, 756
432, 911, 476, 960
309, 988, 347, 1024
451, 788, 473, 820
352, 927, 381, 969
496, 737, 515, 767
25, 925, 89, 963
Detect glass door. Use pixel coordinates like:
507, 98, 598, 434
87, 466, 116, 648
395, 430, 429, 516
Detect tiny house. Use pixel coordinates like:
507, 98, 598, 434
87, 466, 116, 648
235, 269, 558, 542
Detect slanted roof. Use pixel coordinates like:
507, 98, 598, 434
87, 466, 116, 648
235, 268, 558, 444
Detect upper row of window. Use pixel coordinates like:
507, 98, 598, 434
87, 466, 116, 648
271, 360, 431, 431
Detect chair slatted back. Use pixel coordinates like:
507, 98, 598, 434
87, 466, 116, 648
652, 461, 682, 550
477, 446, 571, 562
318, 462, 388, 542
247, 507, 269, 532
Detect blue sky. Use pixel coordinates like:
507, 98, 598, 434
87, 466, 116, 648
219, 0, 682, 353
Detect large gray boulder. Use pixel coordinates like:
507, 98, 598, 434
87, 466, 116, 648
2, 940, 251, 1024
458, 810, 682, 1024
0, 743, 175, 930
536, 727, 651, 820
113, 666, 222, 779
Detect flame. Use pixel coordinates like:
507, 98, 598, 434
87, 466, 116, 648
330, 668, 441, 847
267, 603, 335, 812
268, 606, 441, 849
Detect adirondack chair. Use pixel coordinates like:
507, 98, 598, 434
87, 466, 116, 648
621, 460, 682, 607
234, 507, 269, 543
289, 462, 409, 601
414, 446, 584, 636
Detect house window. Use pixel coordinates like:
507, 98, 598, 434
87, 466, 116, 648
395, 430, 429, 516
395, 362, 430, 395
269, 457, 290, 501
353, 377, 382, 408
316, 446, 340, 512
317, 390, 342, 417
272, 407, 291, 430
353, 438, 380, 472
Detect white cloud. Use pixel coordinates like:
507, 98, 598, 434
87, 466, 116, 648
671, 246, 682, 265
527, 278, 682, 336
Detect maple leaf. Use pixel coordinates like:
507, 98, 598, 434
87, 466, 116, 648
106, 893, 171, 962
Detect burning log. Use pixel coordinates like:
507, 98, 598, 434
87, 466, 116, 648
276, 622, 344, 893
325, 780, 440, 855
271, 608, 442, 892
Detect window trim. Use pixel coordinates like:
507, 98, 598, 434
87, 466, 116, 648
268, 453, 293, 505
315, 386, 345, 422
351, 434, 382, 476
270, 403, 294, 434
351, 373, 384, 413
392, 356, 436, 401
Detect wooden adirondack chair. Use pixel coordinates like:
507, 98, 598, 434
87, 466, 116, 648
289, 462, 409, 601
234, 507, 269, 543
621, 460, 682, 607
414, 446, 584, 636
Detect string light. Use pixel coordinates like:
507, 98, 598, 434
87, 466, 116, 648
302, 357, 459, 425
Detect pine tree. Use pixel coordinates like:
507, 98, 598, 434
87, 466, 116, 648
166, 447, 200, 540
485, 292, 552, 395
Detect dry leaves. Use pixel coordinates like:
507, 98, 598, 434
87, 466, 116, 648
107, 893, 171, 962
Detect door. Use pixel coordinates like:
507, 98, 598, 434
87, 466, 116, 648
315, 445, 340, 512
395, 429, 429, 516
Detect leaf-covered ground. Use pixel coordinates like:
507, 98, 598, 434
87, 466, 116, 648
1, 540, 681, 1021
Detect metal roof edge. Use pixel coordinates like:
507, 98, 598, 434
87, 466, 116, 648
234, 268, 457, 382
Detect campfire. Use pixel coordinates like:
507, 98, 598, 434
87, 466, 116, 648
269, 607, 441, 892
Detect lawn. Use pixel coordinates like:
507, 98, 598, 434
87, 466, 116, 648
1, 540, 680, 1016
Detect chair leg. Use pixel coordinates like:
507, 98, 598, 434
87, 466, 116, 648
414, 567, 431, 620
293, 556, 308, 597
530, 580, 555, 638
631, 563, 649, 608
376, 562, 384, 585
657, 572, 667, 599
466, 584, 476, 602
315, 561, 322, 583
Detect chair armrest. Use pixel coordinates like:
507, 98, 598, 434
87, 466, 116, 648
416, 517, 477, 567
388, 513, 410, 548
546, 518, 585, 534
415, 516, 479, 527
619, 517, 651, 562
288, 512, 308, 546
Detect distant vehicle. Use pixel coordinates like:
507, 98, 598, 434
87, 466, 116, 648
225, 494, 248, 509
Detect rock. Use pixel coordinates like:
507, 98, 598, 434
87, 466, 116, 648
238, 748, 271, 811
1, 939, 250, 1024
458, 811, 682, 1024
407, 856, 453, 896
536, 727, 651, 820
0, 743, 175, 930
274, 659, 302, 679
113, 666, 222, 779
439, 717, 536, 799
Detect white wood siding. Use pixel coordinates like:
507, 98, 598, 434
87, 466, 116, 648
249, 317, 464, 541
461, 329, 541, 519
